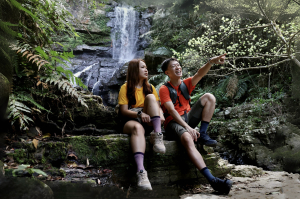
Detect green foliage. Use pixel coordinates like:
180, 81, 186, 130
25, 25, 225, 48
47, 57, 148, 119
149, 73, 170, 94
150, 4, 208, 52
41, 74, 88, 108
1, 0, 89, 131
78, 32, 111, 46
191, 74, 257, 108
105, 6, 113, 12
7, 94, 34, 131
89, 10, 111, 35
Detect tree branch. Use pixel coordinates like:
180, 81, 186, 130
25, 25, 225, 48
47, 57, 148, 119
207, 58, 291, 77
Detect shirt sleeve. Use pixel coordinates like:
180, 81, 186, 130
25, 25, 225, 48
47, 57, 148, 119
159, 85, 172, 106
118, 84, 128, 105
184, 77, 196, 94
151, 85, 159, 101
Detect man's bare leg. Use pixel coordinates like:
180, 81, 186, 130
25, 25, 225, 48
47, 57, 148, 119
199, 93, 217, 146
181, 132, 233, 194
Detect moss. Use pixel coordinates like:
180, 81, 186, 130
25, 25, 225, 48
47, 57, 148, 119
27, 168, 34, 175
60, 169, 66, 177
89, 14, 111, 35
44, 142, 67, 165
64, 135, 130, 166
44, 167, 66, 177
10, 149, 27, 164
105, 6, 113, 12
78, 32, 111, 46
4, 169, 14, 176
41, 156, 46, 164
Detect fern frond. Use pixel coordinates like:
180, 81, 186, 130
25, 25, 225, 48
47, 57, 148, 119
42, 74, 88, 108
234, 82, 248, 100
15, 92, 50, 112
7, 94, 33, 131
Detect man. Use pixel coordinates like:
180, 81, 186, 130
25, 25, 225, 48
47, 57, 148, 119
159, 54, 233, 194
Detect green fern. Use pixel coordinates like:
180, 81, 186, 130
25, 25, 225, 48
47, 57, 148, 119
41, 74, 88, 108
16, 92, 50, 112
7, 94, 33, 131
234, 82, 248, 100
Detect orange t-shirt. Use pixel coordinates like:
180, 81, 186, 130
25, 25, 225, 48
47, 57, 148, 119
159, 77, 196, 128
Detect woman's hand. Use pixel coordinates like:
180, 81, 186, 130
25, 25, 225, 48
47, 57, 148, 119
140, 112, 151, 123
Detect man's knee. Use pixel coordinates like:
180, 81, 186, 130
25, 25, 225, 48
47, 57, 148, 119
181, 132, 194, 145
201, 93, 216, 104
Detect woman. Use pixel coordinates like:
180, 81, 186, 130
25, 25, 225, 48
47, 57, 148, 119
118, 59, 165, 190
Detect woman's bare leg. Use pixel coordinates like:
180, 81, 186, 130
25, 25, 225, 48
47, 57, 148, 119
123, 120, 146, 153
143, 94, 160, 117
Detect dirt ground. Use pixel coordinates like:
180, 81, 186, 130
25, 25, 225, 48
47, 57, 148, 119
180, 171, 300, 199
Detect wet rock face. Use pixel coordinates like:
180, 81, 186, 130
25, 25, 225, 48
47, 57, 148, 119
212, 102, 300, 173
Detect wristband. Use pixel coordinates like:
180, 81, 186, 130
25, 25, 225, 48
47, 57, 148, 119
208, 58, 214, 65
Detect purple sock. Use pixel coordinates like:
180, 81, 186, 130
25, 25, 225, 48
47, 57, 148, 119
151, 116, 161, 133
134, 152, 145, 172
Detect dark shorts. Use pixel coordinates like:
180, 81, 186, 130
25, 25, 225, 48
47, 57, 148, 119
120, 107, 153, 135
165, 97, 204, 140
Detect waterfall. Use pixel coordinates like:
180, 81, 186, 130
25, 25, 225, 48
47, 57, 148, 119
68, 4, 151, 106
74, 62, 98, 78
112, 6, 138, 62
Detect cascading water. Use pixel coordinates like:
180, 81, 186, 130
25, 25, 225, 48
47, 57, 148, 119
91, 5, 139, 103
112, 6, 138, 62
70, 4, 151, 106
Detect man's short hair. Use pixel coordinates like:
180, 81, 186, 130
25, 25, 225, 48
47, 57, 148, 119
161, 58, 179, 73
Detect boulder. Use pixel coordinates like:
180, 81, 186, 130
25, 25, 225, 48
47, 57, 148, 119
0, 73, 10, 122
230, 165, 264, 177
0, 161, 4, 177
144, 50, 169, 75
0, 177, 53, 199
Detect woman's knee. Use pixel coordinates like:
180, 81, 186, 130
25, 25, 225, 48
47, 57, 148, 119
145, 94, 156, 101
131, 123, 145, 136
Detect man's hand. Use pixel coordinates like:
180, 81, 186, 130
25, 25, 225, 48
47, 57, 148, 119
209, 53, 226, 65
140, 112, 151, 123
192, 53, 227, 86
160, 115, 165, 124
185, 125, 200, 141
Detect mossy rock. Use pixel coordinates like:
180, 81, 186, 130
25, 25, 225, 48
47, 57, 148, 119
5, 134, 234, 185
0, 177, 53, 199
0, 72, 10, 121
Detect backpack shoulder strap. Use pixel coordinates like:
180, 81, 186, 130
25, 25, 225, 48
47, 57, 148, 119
179, 81, 190, 100
150, 84, 153, 92
164, 82, 177, 104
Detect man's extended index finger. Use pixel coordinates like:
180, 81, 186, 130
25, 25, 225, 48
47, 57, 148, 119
219, 53, 227, 58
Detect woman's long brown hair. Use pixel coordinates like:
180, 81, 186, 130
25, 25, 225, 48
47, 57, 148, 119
126, 59, 152, 108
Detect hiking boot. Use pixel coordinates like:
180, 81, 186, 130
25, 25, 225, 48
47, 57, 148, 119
150, 132, 166, 154
198, 132, 218, 147
210, 177, 233, 194
136, 170, 152, 190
